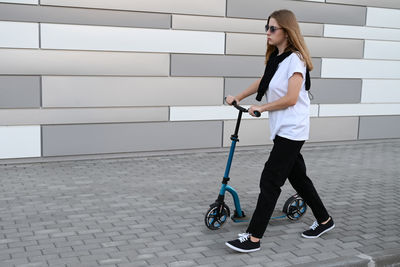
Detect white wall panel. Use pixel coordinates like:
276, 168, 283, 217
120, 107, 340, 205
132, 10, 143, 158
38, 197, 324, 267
170, 105, 319, 121
364, 40, 400, 60
366, 7, 400, 29
0, 21, 39, 48
324, 24, 400, 41
40, 0, 226, 16
361, 80, 400, 103
0, 126, 40, 159
170, 106, 264, 121
41, 24, 224, 54
321, 58, 400, 79
319, 103, 400, 117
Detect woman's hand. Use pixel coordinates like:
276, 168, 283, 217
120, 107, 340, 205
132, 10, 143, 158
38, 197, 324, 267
225, 95, 239, 105
248, 105, 264, 117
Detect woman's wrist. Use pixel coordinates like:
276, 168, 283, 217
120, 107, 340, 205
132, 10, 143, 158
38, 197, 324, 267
261, 104, 270, 112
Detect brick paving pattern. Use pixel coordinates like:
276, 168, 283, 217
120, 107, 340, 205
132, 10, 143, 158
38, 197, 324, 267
0, 139, 399, 266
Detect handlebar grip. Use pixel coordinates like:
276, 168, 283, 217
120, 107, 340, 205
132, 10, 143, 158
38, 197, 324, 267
226, 97, 261, 117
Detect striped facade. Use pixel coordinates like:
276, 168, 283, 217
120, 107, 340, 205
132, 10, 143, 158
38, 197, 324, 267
0, 0, 399, 160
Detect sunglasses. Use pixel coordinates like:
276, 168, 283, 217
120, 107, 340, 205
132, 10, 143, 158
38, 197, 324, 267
265, 25, 283, 33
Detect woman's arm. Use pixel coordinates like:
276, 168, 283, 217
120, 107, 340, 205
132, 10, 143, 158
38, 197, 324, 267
248, 73, 303, 115
226, 78, 261, 104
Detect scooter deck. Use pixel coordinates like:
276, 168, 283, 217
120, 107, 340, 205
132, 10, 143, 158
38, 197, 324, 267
232, 210, 287, 223
231, 214, 251, 223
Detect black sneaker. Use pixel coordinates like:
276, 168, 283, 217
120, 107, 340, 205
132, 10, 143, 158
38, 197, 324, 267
302, 217, 335, 238
225, 233, 260, 253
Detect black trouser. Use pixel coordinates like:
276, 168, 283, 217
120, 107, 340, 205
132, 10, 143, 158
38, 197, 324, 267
246, 135, 330, 239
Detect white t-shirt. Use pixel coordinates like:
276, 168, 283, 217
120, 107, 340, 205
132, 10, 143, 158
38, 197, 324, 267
266, 52, 310, 141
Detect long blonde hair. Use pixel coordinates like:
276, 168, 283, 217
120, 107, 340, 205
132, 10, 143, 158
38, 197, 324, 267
265, 9, 313, 71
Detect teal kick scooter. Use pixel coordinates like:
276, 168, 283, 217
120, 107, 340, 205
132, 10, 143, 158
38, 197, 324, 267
205, 99, 307, 230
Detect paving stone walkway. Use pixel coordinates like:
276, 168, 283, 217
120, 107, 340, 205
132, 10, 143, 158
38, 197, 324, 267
0, 139, 399, 266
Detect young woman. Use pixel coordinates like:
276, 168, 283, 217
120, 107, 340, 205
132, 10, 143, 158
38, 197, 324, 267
225, 9, 334, 253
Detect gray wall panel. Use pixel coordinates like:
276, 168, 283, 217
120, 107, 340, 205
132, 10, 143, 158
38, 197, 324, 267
359, 116, 400, 139
225, 78, 361, 105
309, 117, 359, 142
171, 55, 265, 77
42, 76, 223, 107
227, 0, 366, 26
224, 78, 262, 105
326, 0, 400, 9
171, 55, 321, 78
0, 76, 40, 108
42, 121, 223, 156
306, 37, 364, 59
226, 34, 364, 59
172, 15, 323, 36
310, 79, 362, 104
0, 49, 169, 76
310, 58, 321, 78
0, 107, 168, 125
223, 119, 271, 146
0, 0, 37, 4
0, 3, 171, 28
223, 117, 359, 146
40, 0, 226, 16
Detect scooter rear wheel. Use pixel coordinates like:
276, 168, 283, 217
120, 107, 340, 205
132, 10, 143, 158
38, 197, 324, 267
205, 203, 230, 230
283, 195, 307, 221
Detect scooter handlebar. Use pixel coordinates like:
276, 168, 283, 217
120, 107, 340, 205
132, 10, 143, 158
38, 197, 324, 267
230, 100, 261, 117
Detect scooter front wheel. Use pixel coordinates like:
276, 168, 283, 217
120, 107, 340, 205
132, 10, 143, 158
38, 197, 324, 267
204, 202, 230, 230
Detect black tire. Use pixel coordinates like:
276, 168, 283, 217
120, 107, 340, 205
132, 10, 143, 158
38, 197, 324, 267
204, 203, 230, 230
283, 194, 307, 221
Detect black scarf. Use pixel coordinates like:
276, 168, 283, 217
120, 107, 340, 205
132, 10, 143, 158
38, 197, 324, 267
256, 49, 311, 101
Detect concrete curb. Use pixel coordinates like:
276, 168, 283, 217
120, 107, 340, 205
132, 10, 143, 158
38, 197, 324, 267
292, 248, 400, 267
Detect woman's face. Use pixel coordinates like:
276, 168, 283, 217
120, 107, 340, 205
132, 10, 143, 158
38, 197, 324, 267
266, 17, 286, 46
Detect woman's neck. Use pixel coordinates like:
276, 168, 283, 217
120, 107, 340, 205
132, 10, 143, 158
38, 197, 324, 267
276, 41, 288, 55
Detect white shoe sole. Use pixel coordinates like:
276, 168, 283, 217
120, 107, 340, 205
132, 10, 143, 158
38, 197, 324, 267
301, 224, 335, 239
225, 242, 260, 253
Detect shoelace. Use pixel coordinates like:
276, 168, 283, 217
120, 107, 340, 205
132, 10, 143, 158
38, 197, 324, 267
310, 221, 319, 230
238, 233, 251, 243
